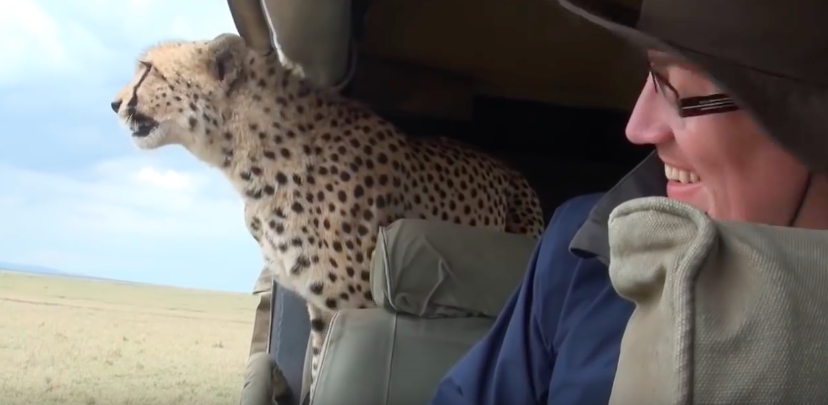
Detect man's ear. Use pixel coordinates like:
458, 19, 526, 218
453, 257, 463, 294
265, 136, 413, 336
207, 33, 248, 88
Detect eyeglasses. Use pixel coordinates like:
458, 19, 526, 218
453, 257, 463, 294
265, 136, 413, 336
649, 69, 740, 118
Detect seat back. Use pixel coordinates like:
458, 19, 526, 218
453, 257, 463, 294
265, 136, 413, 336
307, 219, 538, 405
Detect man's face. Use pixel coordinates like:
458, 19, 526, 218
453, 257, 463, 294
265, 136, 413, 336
625, 51, 808, 224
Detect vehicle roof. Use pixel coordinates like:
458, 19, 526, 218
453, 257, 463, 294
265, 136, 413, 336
228, 0, 646, 115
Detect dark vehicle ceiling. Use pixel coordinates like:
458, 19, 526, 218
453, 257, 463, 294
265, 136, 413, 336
231, 0, 652, 220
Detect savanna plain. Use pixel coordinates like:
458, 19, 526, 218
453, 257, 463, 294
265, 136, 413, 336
0, 270, 258, 405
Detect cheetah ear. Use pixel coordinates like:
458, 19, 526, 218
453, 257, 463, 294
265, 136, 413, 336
207, 33, 247, 88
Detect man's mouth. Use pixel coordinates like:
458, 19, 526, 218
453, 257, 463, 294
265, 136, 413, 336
127, 112, 159, 137
664, 163, 701, 184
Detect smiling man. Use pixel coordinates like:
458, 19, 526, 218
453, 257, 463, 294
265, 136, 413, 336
638, 50, 824, 227
428, 0, 828, 403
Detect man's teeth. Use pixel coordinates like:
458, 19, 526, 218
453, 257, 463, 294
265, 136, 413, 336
664, 164, 700, 184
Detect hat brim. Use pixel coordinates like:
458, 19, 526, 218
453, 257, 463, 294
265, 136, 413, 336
558, 0, 828, 175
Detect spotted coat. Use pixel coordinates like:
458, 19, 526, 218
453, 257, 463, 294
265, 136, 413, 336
111, 33, 545, 397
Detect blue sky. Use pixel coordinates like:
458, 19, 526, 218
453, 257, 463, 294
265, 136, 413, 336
0, 0, 264, 292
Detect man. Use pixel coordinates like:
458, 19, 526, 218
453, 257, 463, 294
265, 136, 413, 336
429, 0, 828, 403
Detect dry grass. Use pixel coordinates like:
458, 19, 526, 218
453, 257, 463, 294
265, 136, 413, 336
0, 270, 259, 405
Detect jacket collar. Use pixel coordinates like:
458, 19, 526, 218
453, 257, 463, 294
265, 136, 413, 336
569, 151, 666, 264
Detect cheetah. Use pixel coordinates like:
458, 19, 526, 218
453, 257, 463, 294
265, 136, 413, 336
110, 33, 545, 395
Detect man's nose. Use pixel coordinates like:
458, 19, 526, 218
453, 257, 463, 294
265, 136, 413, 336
110, 100, 122, 113
625, 78, 674, 146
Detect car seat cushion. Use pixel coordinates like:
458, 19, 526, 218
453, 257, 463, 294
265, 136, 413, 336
370, 219, 538, 318
607, 196, 828, 405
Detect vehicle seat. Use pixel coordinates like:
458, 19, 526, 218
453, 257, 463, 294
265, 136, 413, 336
304, 219, 538, 405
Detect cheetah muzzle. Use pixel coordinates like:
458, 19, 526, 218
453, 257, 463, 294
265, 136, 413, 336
127, 111, 160, 138
110, 32, 546, 400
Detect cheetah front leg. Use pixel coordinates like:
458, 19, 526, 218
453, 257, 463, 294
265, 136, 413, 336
307, 303, 333, 394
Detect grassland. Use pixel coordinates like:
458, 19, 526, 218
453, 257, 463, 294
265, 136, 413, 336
0, 270, 259, 405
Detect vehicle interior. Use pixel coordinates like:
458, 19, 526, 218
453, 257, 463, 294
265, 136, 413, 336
227, 0, 651, 404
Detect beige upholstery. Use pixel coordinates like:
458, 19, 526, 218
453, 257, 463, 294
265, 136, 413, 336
370, 219, 538, 318
249, 267, 272, 356
307, 219, 538, 405
227, 0, 352, 89
240, 270, 283, 405
607, 197, 828, 405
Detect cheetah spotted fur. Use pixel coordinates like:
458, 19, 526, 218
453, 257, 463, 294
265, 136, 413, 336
111, 33, 545, 397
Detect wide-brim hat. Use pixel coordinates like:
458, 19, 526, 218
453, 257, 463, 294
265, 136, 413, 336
557, 0, 828, 175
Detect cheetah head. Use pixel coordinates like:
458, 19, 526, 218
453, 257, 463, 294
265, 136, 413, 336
110, 33, 251, 151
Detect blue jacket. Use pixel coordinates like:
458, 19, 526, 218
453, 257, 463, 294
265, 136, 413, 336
429, 193, 635, 405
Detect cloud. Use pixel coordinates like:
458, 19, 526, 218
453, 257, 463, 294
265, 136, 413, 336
0, 0, 270, 291
10, 157, 239, 238
0, 1, 72, 84
0, 0, 239, 87
0, 155, 263, 291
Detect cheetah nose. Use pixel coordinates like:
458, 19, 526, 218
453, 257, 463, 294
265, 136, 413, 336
110, 100, 122, 113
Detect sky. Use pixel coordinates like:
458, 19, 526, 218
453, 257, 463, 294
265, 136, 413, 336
0, 0, 265, 292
